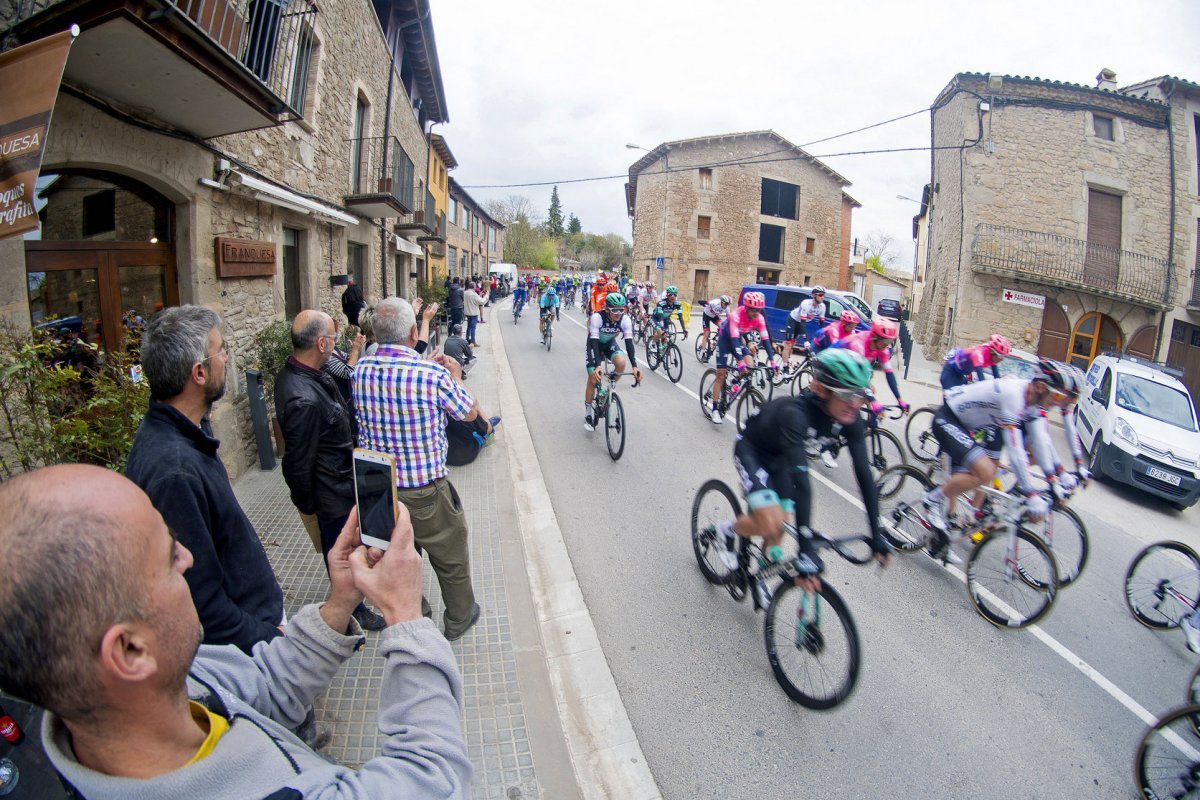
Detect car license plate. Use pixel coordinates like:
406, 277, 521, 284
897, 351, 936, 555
1147, 466, 1182, 486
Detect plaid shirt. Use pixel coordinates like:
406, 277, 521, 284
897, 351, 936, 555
353, 344, 475, 488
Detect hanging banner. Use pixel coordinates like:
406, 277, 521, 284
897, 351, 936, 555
0, 27, 77, 240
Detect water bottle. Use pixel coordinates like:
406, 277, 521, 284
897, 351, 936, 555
0, 706, 22, 746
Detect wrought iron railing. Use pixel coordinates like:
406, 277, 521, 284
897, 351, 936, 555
395, 188, 439, 235
3, 0, 317, 118
971, 223, 1171, 308
347, 136, 414, 213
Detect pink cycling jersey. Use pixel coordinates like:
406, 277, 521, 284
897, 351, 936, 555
818, 320, 854, 346
835, 330, 893, 372
725, 305, 770, 341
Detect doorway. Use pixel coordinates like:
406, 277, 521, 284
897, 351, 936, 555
1068, 311, 1122, 370
693, 269, 709, 304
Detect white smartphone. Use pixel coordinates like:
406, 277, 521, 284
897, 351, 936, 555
352, 448, 398, 550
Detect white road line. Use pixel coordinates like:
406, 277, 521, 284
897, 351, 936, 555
562, 305, 1159, 728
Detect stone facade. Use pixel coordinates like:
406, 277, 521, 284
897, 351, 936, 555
626, 132, 853, 305
915, 73, 1173, 365
446, 178, 505, 280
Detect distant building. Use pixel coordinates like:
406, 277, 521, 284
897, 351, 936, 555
625, 131, 858, 304
445, 177, 505, 279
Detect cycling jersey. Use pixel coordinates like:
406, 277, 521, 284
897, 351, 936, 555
586, 311, 637, 372
702, 299, 726, 319
834, 329, 904, 403
941, 345, 1001, 391
652, 298, 684, 328
716, 306, 771, 368
788, 298, 826, 325
590, 286, 609, 314
938, 378, 1051, 493
539, 293, 560, 312
736, 391, 886, 556
812, 321, 855, 352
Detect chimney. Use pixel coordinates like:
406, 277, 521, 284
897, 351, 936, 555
1096, 68, 1117, 91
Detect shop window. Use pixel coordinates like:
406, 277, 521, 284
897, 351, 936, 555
1068, 311, 1122, 369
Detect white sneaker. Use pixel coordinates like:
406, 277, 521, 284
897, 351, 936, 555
584, 415, 595, 432
921, 492, 948, 532
820, 450, 838, 469
753, 578, 772, 610
716, 524, 738, 571
710, 407, 723, 424
1185, 612, 1200, 654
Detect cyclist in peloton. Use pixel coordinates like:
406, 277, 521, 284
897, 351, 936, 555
584, 293, 643, 431
589, 277, 611, 315
539, 286, 560, 345
699, 295, 732, 356
780, 285, 827, 365
649, 285, 688, 353
920, 358, 1075, 564
711, 348, 892, 604
941, 334, 1012, 391
512, 281, 528, 318
811, 310, 860, 353
708, 291, 772, 424
832, 317, 911, 414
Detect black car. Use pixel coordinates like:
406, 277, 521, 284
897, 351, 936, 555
876, 298, 902, 320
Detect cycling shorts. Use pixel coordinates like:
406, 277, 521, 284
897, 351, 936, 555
733, 438, 798, 514
586, 339, 624, 372
785, 317, 805, 343
702, 312, 721, 330
931, 406, 998, 473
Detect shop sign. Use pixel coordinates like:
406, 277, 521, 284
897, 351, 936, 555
216, 237, 277, 278
1002, 288, 1045, 309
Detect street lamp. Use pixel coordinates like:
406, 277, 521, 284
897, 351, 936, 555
627, 142, 670, 286
896, 194, 922, 204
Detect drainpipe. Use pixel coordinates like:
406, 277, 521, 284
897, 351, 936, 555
1155, 81, 1177, 363
377, 27, 399, 298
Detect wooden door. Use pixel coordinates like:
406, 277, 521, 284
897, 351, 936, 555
1068, 311, 1122, 370
1167, 322, 1200, 403
693, 269, 709, 304
1084, 190, 1121, 289
1037, 300, 1070, 361
1125, 325, 1158, 361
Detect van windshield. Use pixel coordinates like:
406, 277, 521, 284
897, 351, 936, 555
840, 294, 872, 321
1115, 374, 1198, 431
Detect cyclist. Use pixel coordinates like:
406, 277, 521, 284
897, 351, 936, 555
512, 280, 528, 318
649, 285, 688, 355
781, 285, 827, 365
584, 293, 643, 431
700, 295, 732, 356
919, 358, 1075, 564
832, 317, 910, 414
539, 286, 560, 345
711, 349, 892, 604
941, 334, 1012, 391
590, 277, 610, 315
709, 291, 771, 424
811, 310, 860, 353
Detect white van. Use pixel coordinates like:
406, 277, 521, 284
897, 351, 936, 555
489, 263, 517, 282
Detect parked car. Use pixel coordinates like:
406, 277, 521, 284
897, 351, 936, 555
876, 298, 902, 320
1076, 354, 1200, 510
837, 291, 873, 324
737, 284, 871, 344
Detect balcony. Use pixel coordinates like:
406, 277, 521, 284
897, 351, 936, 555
1190, 271, 1200, 311
3, 0, 317, 138
425, 239, 445, 258
344, 136, 414, 218
971, 223, 1171, 310
393, 188, 440, 238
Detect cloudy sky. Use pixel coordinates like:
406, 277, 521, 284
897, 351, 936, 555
432, 0, 1198, 269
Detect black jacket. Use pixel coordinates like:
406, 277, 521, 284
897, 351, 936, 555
275, 358, 356, 521
125, 402, 284, 653
341, 283, 365, 326
447, 283, 465, 310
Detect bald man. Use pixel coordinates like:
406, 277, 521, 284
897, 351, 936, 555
0, 465, 470, 798
276, 310, 384, 631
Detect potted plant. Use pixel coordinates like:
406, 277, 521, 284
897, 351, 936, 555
249, 319, 293, 455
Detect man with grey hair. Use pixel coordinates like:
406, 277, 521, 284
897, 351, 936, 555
125, 305, 284, 654
354, 296, 483, 640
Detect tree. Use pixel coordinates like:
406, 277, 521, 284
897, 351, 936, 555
863, 229, 899, 267
864, 254, 885, 274
546, 186, 565, 239
567, 213, 582, 235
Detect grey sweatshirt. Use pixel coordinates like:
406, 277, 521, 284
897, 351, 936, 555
43, 604, 472, 799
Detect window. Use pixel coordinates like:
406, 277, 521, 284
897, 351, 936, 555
1173, 320, 1187, 342
1194, 115, 1199, 194
803, 275, 811, 286
448, 247, 457, 274
1093, 115, 1114, 141
351, 97, 368, 193
347, 241, 365, 287
82, 190, 116, 236
760, 178, 798, 220
289, 25, 315, 114
282, 227, 302, 319
450, 198, 458, 226
756, 268, 781, 284
1193, 328, 1200, 348
699, 168, 713, 190
772, 290, 802, 312
758, 222, 784, 263
697, 215, 711, 240
805, 237, 815, 255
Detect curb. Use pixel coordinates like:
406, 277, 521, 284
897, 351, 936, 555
489, 304, 663, 800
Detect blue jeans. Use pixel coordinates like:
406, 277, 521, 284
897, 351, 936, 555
466, 315, 479, 344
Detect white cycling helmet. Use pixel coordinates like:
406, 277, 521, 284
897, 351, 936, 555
812, 285, 826, 295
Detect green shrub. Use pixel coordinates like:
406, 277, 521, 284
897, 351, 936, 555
249, 319, 293, 407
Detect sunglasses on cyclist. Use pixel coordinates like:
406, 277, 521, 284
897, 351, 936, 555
826, 386, 869, 404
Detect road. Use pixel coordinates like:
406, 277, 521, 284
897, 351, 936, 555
498, 299, 1199, 799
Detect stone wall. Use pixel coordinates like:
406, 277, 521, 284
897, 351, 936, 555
629, 134, 850, 305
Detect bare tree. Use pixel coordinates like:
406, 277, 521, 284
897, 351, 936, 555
485, 194, 542, 227
863, 229, 900, 267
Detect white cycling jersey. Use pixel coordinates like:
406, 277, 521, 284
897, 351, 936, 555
703, 299, 727, 318
789, 298, 826, 324
944, 378, 1052, 493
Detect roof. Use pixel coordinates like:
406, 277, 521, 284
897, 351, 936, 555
391, 0, 448, 124
938, 72, 1169, 113
430, 133, 458, 170
447, 176, 503, 229
842, 190, 861, 209
1120, 75, 1200, 100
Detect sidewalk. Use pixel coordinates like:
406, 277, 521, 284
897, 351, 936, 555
233, 314, 583, 799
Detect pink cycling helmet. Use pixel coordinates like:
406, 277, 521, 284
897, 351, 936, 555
840, 310, 859, 326
742, 291, 766, 309
987, 334, 1012, 357
870, 317, 899, 340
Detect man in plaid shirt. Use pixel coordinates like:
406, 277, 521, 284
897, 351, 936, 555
353, 296, 482, 640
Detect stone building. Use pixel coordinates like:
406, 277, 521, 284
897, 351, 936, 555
2, 0, 451, 477
914, 71, 1177, 384
445, 176, 504, 280
625, 131, 858, 305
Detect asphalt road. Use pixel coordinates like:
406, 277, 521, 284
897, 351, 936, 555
498, 299, 1199, 799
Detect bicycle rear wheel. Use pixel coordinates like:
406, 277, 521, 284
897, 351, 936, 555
545, 323, 552, 351
867, 428, 907, 472
904, 405, 940, 464
690, 479, 741, 585
790, 365, 814, 397
694, 336, 710, 363
665, 343, 683, 383
645, 338, 661, 371
1134, 703, 1200, 800
875, 465, 934, 553
966, 529, 1058, 628
734, 388, 767, 433
764, 580, 861, 709
1126, 541, 1200, 629
1022, 503, 1088, 588
699, 369, 718, 418
605, 392, 625, 461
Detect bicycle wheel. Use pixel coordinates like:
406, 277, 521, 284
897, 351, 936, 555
1134, 703, 1200, 800
690, 479, 741, 585
695, 336, 707, 363
605, 392, 625, 461
749, 365, 774, 401
734, 388, 767, 434
966, 529, 1058, 628
764, 580, 861, 709
867, 428, 907, 472
1126, 541, 1200, 629
1021, 503, 1088, 589
875, 464, 934, 553
645, 338, 661, 371
904, 405, 940, 464
699, 369, 718, 417
665, 343, 683, 383
771, 359, 795, 387
545, 322, 553, 351
790, 366, 814, 397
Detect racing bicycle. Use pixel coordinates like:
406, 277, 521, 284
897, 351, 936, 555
699, 364, 768, 432
645, 326, 684, 383
540, 311, 553, 351
1125, 540, 1200, 641
1133, 661, 1200, 799
590, 362, 640, 461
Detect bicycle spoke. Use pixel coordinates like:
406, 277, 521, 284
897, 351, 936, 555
765, 583, 860, 709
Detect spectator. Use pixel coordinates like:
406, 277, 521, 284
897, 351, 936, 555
358, 305, 379, 357
125, 305, 282, 653
0, 464, 471, 799
321, 317, 366, 407
489, 274, 498, 303
442, 323, 475, 374
447, 277, 465, 330
411, 298, 440, 356
353, 297, 482, 640
275, 309, 386, 631
463, 281, 486, 345
341, 279, 366, 326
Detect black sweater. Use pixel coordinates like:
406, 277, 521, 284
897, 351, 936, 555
125, 402, 284, 653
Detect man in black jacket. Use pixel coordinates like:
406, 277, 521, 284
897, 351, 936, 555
275, 310, 384, 630
447, 277, 465, 330
125, 306, 284, 653
341, 279, 366, 327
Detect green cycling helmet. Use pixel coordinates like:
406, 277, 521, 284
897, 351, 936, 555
665, 285, 678, 295
605, 292, 627, 308
812, 348, 872, 390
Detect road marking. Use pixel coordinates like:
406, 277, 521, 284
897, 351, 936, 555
559, 304, 1161, 729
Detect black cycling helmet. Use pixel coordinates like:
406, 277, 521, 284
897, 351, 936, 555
1033, 358, 1079, 398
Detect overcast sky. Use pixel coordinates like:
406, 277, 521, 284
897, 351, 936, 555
432, 0, 1198, 270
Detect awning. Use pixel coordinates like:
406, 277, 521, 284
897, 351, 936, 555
395, 237, 423, 255
231, 171, 359, 227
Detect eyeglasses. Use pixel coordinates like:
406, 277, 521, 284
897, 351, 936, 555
827, 386, 869, 404
201, 341, 229, 364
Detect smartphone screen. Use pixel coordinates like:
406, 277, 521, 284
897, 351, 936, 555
353, 454, 395, 548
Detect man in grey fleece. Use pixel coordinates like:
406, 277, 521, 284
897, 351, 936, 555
0, 464, 471, 798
